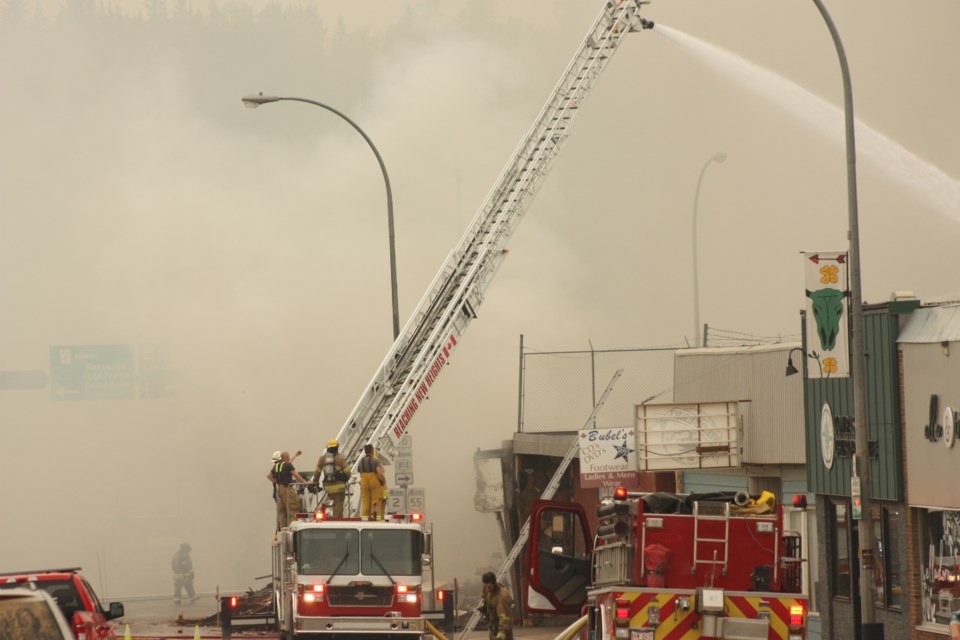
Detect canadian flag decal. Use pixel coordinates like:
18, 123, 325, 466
442, 335, 458, 359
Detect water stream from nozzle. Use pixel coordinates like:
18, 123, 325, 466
653, 24, 960, 223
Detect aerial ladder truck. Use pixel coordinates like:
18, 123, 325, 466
318, 0, 655, 509
270, 5, 655, 637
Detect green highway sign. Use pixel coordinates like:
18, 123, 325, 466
50, 344, 136, 401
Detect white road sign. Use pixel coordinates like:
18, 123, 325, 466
385, 487, 426, 514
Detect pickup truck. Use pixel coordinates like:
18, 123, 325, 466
0, 567, 124, 640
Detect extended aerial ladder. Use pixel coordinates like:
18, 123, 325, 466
320, 1, 654, 506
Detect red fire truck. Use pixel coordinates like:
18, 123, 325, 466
272, 510, 428, 640
525, 489, 807, 640
0, 567, 124, 640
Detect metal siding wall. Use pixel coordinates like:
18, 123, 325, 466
805, 375, 853, 496
866, 313, 901, 501
682, 470, 748, 494
782, 465, 813, 504
804, 307, 904, 500
674, 347, 803, 465
749, 351, 804, 464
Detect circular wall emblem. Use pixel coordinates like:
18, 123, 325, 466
820, 402, 835, 469
944, 406, 955, 449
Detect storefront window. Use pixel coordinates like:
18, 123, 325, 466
832, 501, 851, 599
920, 509, 960, 626
885, 507, 902, 608
872, 506, 902, 609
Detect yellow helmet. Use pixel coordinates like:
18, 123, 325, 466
327, 439, 339, 448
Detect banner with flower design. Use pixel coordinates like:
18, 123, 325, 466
803, 252, 850, 378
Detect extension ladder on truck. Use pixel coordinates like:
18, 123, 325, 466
692, 500, 731, 578
321, 0, 653, 507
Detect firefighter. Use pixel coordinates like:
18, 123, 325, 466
172, 543, 196, 604
315, 439, 351, 518
268, 450, 307, 530
358, 443, 386, 520
478, 571, 513, 640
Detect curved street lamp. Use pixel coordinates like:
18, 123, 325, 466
809, 2, 878, 635
692, 151, 727, 348
242, 93, 400, 341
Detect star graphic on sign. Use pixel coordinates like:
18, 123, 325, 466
613, 437, 634, 462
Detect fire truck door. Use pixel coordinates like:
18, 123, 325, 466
525, 500, 592, 614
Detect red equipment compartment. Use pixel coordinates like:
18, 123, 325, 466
637, 507, 782, 592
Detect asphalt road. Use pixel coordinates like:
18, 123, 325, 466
112, 596, 569, 640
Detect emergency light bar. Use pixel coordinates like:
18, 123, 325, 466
388, 513, 425, 522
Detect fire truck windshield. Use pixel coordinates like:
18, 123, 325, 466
296, 528, 421, 577
360, 530, 422, 576
297, 529, 359, 575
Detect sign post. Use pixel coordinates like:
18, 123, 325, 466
395, 435, 413, 511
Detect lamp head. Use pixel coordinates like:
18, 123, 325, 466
785, 347, 805, 376
242, 93, 281, 109
713, 152, 728, 164
785, 358, 799, 376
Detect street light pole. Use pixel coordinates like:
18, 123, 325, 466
810, 2, 879, 637
242, 93, 401, 341
692, 152, 726, 348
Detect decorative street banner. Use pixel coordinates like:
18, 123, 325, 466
579, 427, 641, 489
804, 252, 850, 378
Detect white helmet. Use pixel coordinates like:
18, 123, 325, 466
271, 450, 282, 462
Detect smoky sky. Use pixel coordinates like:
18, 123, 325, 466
1, 0, 959, 597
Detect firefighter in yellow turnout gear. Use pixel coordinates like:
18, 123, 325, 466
358, 443, 386, 520
479, 572, 513, 640
315, 440, 351, 518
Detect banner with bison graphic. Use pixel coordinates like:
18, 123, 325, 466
804, 251, 850, 378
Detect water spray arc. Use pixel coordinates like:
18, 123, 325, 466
654, 24, 960, 223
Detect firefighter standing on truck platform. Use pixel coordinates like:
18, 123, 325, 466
316, 439, 351, 518
478, 571, 513, 640
268, 450, 307, 530
358, 443, 387, 520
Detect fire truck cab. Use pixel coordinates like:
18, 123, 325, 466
272, 512, 428, 640
526, 490, 807, 640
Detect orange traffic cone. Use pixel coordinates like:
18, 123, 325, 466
123, 623, 132, 640
194, 624, 201, 639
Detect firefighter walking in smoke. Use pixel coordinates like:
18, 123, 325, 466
172, 543, 196, 604
358, 443, 386, 520
315, 439, 351, 518
268, 450, 307, 530
478, 571, 514, 640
